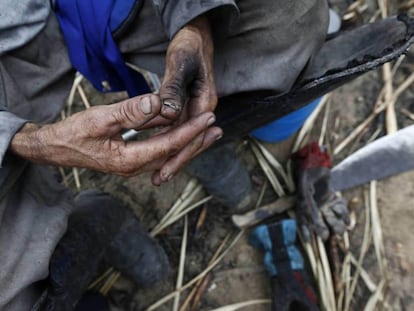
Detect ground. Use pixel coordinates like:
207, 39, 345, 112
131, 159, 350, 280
64, 1, 414, 310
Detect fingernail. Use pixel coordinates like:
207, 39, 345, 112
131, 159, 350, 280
163, 101, 180, 112
165, 174, 174, 182
215, 133, 223, 141
140, 97, 152, 115
207, 116, 216, 127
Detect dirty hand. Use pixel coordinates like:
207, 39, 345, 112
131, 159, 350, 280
292, 143, 350, 241
160, 15, 216, 120
155, 15, 218, 182
10, 94, 222, 179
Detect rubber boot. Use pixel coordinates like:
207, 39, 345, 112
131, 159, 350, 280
106, 216, 169, 287
44, 191, 168, 310
74, 291, 110, 311
185, 143, 254, 210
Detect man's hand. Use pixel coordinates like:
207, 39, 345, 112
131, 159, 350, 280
153, 15, 218, 185
160, 15, 216, 120
10, 94, 222, 182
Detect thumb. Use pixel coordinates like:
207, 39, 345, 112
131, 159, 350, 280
160, 59, 192, 120
107, 94, 162, 133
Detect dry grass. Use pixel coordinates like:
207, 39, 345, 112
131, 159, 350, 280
207, 299, 271, 311
146, 231, 244, 311
173, 216, 189, 311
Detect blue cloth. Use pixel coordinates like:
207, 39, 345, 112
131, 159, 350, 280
110, 0, 139, 33
55, 0, 150, 97
251, 98, 322, 143
250, 219, 304, 277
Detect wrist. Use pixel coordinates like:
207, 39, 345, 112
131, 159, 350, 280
187, 15, 211, 33
185, 15, 214, 58
9, 123, 50, 163
185, 15, 213, 44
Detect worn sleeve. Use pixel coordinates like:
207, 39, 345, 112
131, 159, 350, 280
150, 0, 240, 39
0, 0, 50, 55
0, 110, 28, 167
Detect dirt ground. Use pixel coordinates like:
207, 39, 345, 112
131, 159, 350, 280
66, 1, 414, 310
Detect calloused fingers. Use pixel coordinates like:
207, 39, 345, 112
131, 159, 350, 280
122, 112, 216, 175
105, 94, 162, 134
138, 114, 172, 130
152, 126, 223, 185
121, 116, 172, 141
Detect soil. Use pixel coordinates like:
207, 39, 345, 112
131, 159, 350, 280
66, 1, 414, 310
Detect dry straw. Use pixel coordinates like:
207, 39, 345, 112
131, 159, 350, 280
208, 299, 271, 311
146, 231, 244, 311
173, 216, 189, 311
334, 68, 414, 155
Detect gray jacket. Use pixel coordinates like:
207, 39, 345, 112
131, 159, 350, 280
0, 0, 50, 165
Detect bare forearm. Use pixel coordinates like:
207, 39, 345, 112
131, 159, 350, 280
9, 123, 47, 163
